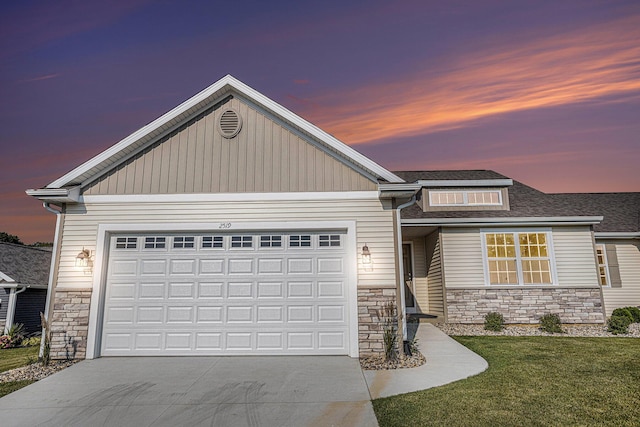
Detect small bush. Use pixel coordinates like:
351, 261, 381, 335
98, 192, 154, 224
380, 302, 398, 361
611, 308, 634, 323
484, 312, 505, 331
0, 324, 26, 349
627, 307, 640, 323
21, 336, 41, 347
608, 315, 632, 335
539, 313, 564, 333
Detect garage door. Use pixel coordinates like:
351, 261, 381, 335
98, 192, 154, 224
100, 231, 350, 356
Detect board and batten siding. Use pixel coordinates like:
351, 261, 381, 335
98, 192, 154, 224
407, 237, 428, 313
600, 241, 640, 316
441, 226, 600, 288
54, 197, 396, 291
426, 230, 444, 317
83, 98, 376, 195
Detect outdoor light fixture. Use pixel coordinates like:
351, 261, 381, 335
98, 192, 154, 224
362, 244, 371, 264
75, 248, 92, 268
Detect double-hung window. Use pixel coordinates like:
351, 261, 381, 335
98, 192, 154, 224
483, 230, 555, 285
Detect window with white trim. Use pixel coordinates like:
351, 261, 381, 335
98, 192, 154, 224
231, 235, 253, 248
115, 237, 137, 249
260, 235, 282, 248
430, 190, 502, 206
173, 236, 195, 249
595, 245, 609, 286
290, 235, 311, 247
202, 236, 223, 249
319, 234, 341, 247
484, 231, 554, 285
144, 237, 166, 249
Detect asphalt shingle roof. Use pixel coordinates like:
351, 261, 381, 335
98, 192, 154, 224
0, 243, 52, 286
393, 170, 640, 233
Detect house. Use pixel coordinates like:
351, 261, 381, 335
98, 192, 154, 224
0, 243, 51, 335
26, 75, 639, 360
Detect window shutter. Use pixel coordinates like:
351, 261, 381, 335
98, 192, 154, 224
605, 244, 622, 288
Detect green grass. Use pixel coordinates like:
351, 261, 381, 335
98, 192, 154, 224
0, 346, 39, 398
374, 337, 640, 427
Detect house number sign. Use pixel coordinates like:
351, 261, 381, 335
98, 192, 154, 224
218, 222, 232, 229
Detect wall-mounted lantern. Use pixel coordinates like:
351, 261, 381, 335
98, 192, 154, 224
75, 248, 93, 269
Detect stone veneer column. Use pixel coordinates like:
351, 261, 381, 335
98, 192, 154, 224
50, 288, 92, 360
446, 287, 605, 324
357, 287, 397, 357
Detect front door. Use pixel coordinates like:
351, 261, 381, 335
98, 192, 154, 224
402, 243, 416, 313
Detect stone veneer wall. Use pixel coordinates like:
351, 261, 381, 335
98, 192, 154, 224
446, 288, 605, 324
357, 287, 397, 356
50, 288, 91, 360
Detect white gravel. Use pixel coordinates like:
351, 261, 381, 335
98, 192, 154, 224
0, 360, 77, 384
437, 322, 640, 337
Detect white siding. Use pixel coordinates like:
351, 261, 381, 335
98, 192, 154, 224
426, 230, 444, 317
441, 228, 485, 288
55, 196, 396, 291
600, 241, 640, 316
551, 226, 599, 287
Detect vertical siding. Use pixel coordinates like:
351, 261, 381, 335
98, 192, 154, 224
441, 228, 485, 288
601, 241, 640, 315
552, 226, 599, 286
409, 237, 428, 313
54, 198, 396, 291
84, 98, 376, 195
426, 230, 445, 317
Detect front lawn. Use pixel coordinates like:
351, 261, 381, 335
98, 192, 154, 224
0, 346, 39, 398
374, 336, 640, 426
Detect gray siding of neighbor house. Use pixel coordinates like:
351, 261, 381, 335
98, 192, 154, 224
14, 289, 47, 335
0, 287, 9, 324
83, 97, 377, 195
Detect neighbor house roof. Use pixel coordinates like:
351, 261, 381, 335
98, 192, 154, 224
35, 75, 402, 195
0, 243, 52, 287
394, 170, 639, 233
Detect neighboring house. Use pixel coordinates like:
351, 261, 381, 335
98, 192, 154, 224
0, 243, 51, 335
26, 75, 639, 360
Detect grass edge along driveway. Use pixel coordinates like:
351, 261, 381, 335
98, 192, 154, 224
373, 336, 640, 427
0, 346, 39, 398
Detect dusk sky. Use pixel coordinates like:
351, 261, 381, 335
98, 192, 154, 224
1, 0, 639, 244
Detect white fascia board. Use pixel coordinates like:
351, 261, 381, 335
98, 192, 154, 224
0, 271, 15, 283
417, 179, 513, 187
25, 186, 80, 203
80, 191, 380, 204
0, 282, 47, 289
402, 216, 603, 227
594, 232, 640, 239
46, 75, 402, 189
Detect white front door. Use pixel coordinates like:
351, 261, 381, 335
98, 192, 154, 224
100, 231, 350, 356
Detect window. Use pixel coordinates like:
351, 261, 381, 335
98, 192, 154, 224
115, 237, 137, 249
596, 245, 609, 286
202, 236, 223, 248
430, 190, 502, 206
231, 235, 253, 248
260, 235, 282, 248
484, 231, 554, 285
290, 235, 311, 247
173, 236, 195, 249
144, 237, 166, 249
319, 234, 341, 247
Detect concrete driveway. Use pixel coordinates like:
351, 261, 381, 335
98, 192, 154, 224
0, 356, 377, 427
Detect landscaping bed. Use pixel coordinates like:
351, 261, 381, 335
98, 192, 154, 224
360, 352, 426, 370
438, 322, 640, 337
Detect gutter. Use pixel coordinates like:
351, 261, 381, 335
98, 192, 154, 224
594, 232, 640, 240
26, 187, 81, 204
4, 286, 27, 334
402, 216, 603, 227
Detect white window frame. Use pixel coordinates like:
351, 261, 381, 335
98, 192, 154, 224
595, 244, 610, 287
481, 228, 557, 286
429, 190, 503, 207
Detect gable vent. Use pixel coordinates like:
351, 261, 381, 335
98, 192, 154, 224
217, 108, 242, 139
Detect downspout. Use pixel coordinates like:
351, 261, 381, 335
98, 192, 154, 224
4, 286, 27, 334
394, 193, 418, 343
40, 202, 63, 357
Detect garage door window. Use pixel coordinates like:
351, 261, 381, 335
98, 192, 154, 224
319, 234, 341, 247
202, 236, 224, 249
231, 235, 253, 248
290, 235, 311, 247
260, 235, 282, 248
115, 237, 137, 249
144, 237, 166, 249
173, 236, 195, 249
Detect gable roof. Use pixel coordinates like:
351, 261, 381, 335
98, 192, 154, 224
43, 75, 402, 191
394, 170, 640, 233
0, 243, 52, 287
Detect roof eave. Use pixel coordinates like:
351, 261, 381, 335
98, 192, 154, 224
25, 186, 80, 203
417, 179, 513, 187
594, 232, 640, 239
402, 216, 603, 227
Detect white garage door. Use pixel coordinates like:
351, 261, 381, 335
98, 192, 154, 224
101, 231, 350, 356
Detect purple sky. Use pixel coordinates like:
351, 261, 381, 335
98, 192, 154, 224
1, 0, 639, 243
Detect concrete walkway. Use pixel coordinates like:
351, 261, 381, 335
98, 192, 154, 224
364, 322, 488, 399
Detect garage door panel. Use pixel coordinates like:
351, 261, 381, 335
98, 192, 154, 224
102, 231, 351, 356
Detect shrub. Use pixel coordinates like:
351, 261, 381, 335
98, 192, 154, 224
0, 324, 26, 349
611, 308, 634, 323
380, 302, 398, 361
539, 313, 564, 333
608, 315, 632, 335
484, 312, 505, 332
627, 307, 640, 323
21, 336, 41, 347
